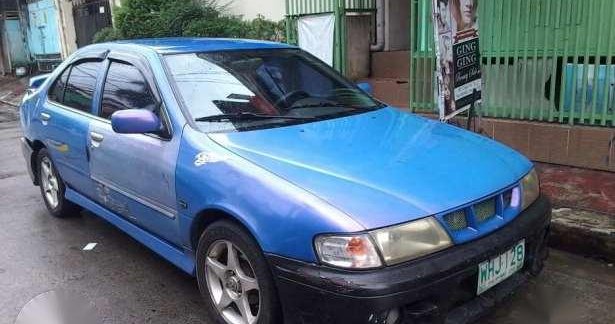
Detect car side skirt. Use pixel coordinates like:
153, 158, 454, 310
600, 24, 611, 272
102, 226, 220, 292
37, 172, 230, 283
65, 187, 196, 275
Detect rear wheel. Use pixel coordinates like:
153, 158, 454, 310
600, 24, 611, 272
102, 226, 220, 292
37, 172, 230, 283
36, 148, 80, 218
196, 220, 281, 324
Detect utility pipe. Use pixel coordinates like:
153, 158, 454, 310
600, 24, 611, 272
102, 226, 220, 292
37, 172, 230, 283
371, 0, 385, 51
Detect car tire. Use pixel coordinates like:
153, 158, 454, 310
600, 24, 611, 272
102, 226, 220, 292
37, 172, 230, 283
36, 148, 80, 218
196, 220, 282, 324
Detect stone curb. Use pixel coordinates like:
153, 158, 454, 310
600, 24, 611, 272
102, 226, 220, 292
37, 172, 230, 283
548, 208, 615, 262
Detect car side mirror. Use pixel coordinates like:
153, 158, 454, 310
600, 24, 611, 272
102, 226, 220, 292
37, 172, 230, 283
111, 109, 162, 134
356, 82, 373, 95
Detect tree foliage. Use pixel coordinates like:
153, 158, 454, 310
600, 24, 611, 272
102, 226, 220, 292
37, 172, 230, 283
93, 0, 285, 43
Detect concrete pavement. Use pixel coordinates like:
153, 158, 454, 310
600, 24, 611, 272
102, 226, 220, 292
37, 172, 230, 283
549, 207, 615, 262
1, 119, 615, 323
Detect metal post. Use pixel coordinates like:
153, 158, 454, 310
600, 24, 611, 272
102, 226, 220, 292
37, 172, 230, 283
590, 0, 605, 124
466, 89, 479, 131
548, 0, 562, 122
285, 0, 291, 44
333, 0, 341, 72
0, 0, 6, 75
602, 0, 615, 126
339, 0, 347, 75
409, 0, 414, 111
538, 0, 553, 121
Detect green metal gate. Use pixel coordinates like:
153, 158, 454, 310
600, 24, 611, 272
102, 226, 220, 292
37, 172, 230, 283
286, 0, 375, 75
411, 0, 615, 126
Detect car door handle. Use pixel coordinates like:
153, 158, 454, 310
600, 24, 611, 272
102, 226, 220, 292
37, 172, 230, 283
90, 132, 104, 143
40, 112, 51, 121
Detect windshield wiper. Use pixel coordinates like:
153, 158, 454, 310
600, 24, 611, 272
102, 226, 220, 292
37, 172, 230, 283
195, 112, 314, 122
287, 102, 380, 110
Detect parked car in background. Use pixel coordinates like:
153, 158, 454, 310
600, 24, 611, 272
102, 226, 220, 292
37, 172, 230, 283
19, 38, 551, 324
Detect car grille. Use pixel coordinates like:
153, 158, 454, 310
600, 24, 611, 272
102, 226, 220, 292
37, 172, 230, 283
441, 187, 519, 234
444, 210, 467, 230
474, 198, 496, 223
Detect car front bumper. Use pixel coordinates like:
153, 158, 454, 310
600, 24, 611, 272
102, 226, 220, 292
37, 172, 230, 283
266, 195, 551, 324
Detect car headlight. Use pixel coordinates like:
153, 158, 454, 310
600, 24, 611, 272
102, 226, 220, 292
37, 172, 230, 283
521, 168, 540, 211
314, 234, 382, 269
315, 217, 453, 269
370, 217, 452, 265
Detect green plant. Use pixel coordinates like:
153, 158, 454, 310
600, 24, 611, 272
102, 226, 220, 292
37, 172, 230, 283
92, 0, 285, 44
92, 27, 122, 43
245, 15, 286, 42
183, 15, 248, 38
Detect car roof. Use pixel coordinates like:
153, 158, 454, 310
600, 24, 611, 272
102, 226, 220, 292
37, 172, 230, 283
104, 37, 295, 54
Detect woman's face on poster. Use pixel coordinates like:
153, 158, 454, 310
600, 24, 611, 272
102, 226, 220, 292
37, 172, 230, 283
459, 0, 475, 26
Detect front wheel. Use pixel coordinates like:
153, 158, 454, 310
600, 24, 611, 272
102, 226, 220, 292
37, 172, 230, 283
196, 220, 281, 324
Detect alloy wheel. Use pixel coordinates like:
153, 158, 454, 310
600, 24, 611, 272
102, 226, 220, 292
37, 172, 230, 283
40, 156, 59, 208
205, 240, 261, 324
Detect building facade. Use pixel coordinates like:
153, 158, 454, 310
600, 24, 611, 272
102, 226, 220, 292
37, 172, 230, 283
226, 0, 285, 20
0, 0, 113, 74
0, 0, 28, 74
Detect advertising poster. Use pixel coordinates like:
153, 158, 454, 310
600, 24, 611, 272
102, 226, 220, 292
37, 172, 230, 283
432, 0, 482, 120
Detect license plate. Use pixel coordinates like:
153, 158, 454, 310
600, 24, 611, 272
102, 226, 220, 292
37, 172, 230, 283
477, 240, 525, 295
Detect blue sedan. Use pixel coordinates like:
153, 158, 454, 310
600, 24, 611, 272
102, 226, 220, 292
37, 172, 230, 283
20, 38, 550, 324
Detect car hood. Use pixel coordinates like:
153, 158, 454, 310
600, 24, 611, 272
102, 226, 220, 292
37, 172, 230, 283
208, 108, 532, 230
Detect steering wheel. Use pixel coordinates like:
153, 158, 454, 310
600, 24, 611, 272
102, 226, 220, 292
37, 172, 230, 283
274, 90, 310, 108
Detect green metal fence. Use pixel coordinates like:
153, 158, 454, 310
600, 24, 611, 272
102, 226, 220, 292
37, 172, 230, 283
286, 0, 376, 74
411, 0, 615, 126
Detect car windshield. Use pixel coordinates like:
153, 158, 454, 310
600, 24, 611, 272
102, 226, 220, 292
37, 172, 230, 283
164, 49, 383, 132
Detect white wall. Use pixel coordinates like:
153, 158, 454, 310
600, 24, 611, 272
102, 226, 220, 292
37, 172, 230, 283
55, 0, 77, 58
225, 0, 286, 21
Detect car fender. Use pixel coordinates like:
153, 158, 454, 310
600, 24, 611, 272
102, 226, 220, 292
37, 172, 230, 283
176, 127, 364, 263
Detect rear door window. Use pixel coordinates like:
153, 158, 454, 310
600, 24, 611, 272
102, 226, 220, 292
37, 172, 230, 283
62, 61, 102, 113
100, 61, 157, 119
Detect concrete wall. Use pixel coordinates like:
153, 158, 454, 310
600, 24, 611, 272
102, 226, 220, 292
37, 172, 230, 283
109, 0, 121, 8
109, 0, 121, 25
478, 118, 615, 173
55, 0, 77, 58
225, 0, 285, 21
346, 14, 371, 80
384, 0, 409, 51
371, 50, 409, 78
